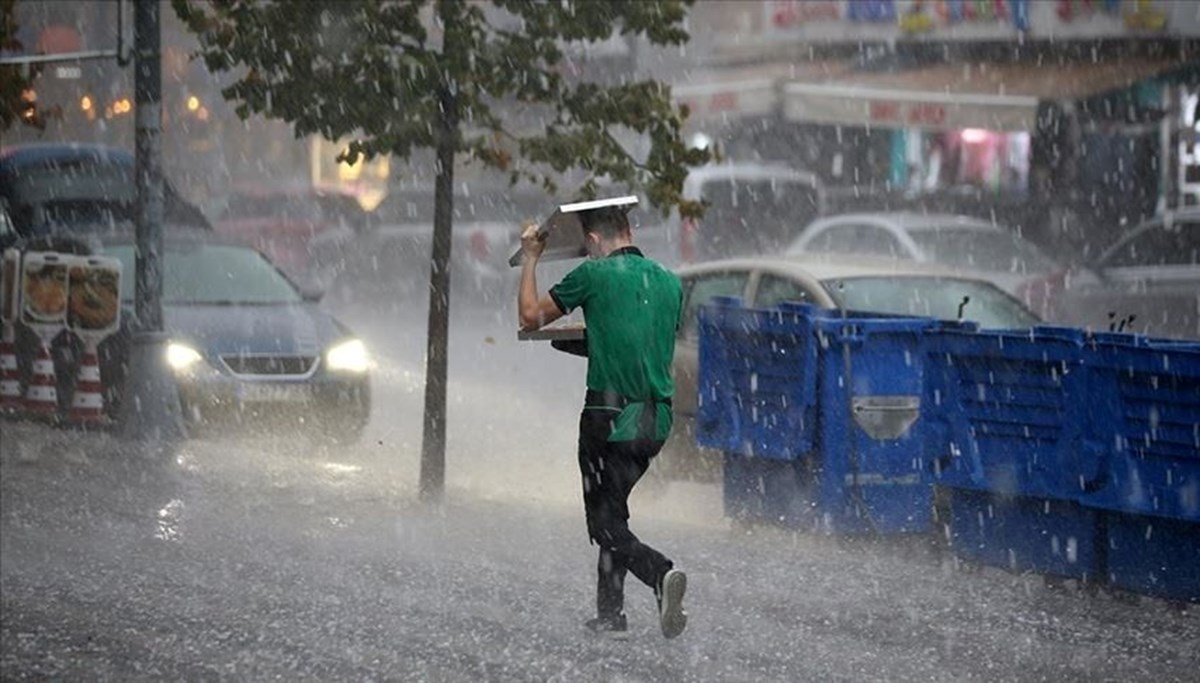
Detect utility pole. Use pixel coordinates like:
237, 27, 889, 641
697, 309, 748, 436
116, 0, 185, 449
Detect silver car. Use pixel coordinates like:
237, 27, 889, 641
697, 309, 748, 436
658, 254, 1041, 483
1060, 210, 1200, 340
785, 212, 1083, 320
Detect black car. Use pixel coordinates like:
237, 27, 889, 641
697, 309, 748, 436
0, 143, 209, 251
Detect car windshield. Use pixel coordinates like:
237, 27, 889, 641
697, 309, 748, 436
106, 243, 302, 305
823, 276, 1040, 329
908, 226, 1058, 274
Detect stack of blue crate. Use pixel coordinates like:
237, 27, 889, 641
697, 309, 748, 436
696, 297, 1199, 602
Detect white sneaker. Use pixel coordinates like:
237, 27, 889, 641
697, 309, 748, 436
658, 568, 688, 639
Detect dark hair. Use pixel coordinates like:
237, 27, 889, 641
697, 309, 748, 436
578, 206, 630, 240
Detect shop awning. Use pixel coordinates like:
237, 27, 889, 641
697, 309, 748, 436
781, 59, 1180, 131
673, 62, 850, 125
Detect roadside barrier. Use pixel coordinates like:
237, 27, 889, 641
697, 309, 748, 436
0, 327, 20, 413
67, 347, 107, 426
699, 298, 1199, 602
23, 342, 59, 419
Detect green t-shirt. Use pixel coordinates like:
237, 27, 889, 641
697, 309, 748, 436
550, 246, 682, 441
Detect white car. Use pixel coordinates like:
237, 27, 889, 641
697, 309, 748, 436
786, 212, 1082, 320
658, 254, 1041, 483
1060, 210, 1200, 339
637, 162, 826, 268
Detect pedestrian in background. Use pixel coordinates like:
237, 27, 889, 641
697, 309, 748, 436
517, 205, 688, 639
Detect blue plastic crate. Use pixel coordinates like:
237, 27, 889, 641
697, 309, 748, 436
945, 487, 1101, 581
808, 310, 942, 535
697, 298, 818, 460
1103, 511, 1200, 603
1082, 338, 1200, 523
704, 300, 943, 534
924, 326, 1098, 502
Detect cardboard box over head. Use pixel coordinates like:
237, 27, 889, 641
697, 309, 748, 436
507, 195, 638, 267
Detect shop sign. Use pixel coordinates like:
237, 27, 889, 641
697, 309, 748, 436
673, 79, 776, 124
783, 83, 1039, 132
53, 66, 82, 80
847, 0, 898, 23
869, 100, 947, 126
770, 1, 840, 28
761, 0, 1175, 40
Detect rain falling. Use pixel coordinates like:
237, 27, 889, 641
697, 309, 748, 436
1, 1, 1198, 680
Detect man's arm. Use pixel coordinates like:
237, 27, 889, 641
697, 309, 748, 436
517, 223, 565, 331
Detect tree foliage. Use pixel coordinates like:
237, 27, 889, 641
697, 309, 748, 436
173, 0, 710, 500
172, 0, 709, 215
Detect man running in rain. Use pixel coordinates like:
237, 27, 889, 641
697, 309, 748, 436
517, 204, 688, 639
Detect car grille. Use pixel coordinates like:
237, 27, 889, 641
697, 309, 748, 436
220, 355, 317, 378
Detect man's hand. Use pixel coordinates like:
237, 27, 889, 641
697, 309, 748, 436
517, 220, 564, 331
520, 222, 547, 261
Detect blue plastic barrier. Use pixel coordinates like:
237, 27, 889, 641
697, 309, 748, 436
924, 325, 1105, 579
1103, 512, 1200, 603
945, 487, 1101, 581
699, 295, 1199, 594
701, 299, 940, 535
808, 309, 940, 534
1081, 335, 1200, 602
696, 297, 818, 460
1082, 337, 1200, 522
925, 326, 1094, 499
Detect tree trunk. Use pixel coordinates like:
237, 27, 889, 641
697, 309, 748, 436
419, 1, 461, 502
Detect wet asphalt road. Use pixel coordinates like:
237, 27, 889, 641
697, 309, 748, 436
2, 299, 1198, 682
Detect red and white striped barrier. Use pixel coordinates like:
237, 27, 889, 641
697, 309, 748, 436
0, 325, 21, 413
67, 346, 106, 426
23, 342, 59, 419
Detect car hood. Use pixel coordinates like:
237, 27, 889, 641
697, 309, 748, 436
162, 302, 349, 357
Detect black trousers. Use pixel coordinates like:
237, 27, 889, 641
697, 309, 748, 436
577, 408, 673, 619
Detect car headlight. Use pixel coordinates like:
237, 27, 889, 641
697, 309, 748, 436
326, 339, 369, 373
166, 343, 204, 371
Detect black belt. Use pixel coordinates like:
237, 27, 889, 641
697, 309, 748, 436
585, 389, 672, 410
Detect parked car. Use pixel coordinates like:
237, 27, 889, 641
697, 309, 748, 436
212, 185, 372, 287
658, 254, 1041, 483
9, 234, 371, 444
640, 162, 826, 268
1058, 210, 1200, 340
785, 212, 1090, 321
0, 143, 210, 248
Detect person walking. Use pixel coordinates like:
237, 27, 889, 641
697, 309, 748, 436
517, 205, 688, 639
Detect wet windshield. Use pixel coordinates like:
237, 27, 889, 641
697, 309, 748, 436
826, 276, 1041, 329
107, 244, 302, 305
